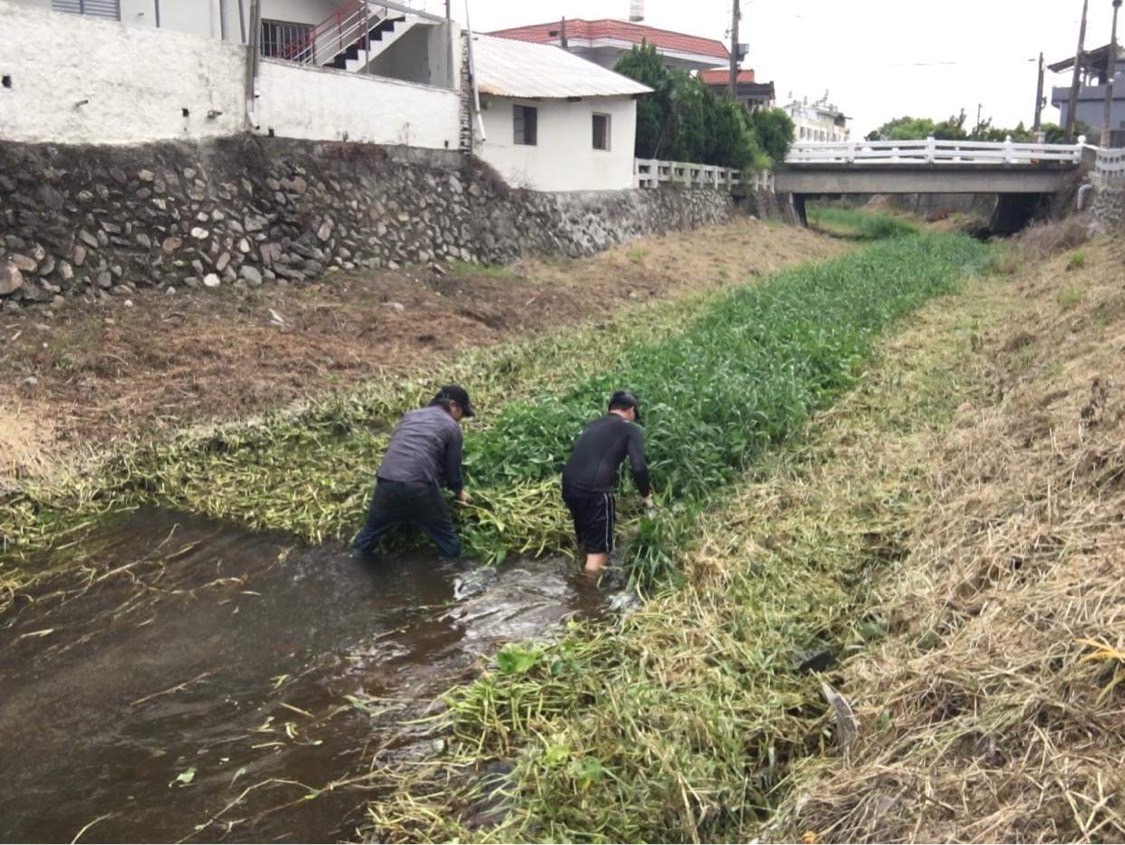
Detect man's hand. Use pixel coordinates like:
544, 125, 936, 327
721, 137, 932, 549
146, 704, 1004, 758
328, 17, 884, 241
457, 489, 473, 505
641, 495, 655, 511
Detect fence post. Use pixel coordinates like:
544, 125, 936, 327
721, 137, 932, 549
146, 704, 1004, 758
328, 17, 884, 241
1003, 134, 1014, 164
926, 135, 936, 164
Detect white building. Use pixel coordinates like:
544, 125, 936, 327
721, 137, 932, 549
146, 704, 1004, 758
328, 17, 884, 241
470, 35, 651, 192
782, 93, 850, 143
2, 1, 653, 193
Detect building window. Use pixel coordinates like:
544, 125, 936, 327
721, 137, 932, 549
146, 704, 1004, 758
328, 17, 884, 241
514, 105, 538, 146
261, 20, 314, 59
592, 113, 611, 150
51, 0, 120, 20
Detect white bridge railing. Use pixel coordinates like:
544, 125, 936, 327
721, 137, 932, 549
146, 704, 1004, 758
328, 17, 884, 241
786, 136, 1086, 166
634, 159, 775, 192
1092, 147, 1125, 186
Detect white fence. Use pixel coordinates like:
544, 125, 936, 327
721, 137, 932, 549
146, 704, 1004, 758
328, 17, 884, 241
634, 159, 775, 192
1092, 147, 1125, 186
786, 137, 1086, 166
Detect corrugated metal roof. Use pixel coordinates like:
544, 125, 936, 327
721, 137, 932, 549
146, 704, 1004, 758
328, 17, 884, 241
472, 34, 652, 99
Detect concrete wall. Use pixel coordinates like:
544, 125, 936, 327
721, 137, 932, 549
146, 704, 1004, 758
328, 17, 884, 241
257, 60, 460, 148
0, 0, 246, 144
0, 0, 460, 149
478, 96, 638, 192
32, 0, 338, 40
367, 22, 455, 89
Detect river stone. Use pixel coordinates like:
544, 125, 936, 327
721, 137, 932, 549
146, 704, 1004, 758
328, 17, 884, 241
0, 262, 24, 295
9, 253, 37, 272
203, 273, 221, 288
239, 265, 263, 286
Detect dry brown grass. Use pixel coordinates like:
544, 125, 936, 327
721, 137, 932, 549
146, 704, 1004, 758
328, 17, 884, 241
1014, 214, 1096, 261
773, 236, 1125, 843
0, 403, 56, 497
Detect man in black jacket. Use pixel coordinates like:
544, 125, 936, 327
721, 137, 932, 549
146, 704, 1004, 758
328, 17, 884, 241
353, 385, 475, 559
561, 390, 653, 574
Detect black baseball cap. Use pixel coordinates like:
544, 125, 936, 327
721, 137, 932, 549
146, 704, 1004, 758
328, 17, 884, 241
608, 390, 641, 423
433, 384, 475, 417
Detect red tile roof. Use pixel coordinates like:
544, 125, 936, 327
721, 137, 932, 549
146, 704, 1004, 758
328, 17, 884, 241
699, 68, 756, 84
488, 19, 730, 62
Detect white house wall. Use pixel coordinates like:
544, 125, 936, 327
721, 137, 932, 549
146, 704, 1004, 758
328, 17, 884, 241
0, 0, 461, 150
257, 59, 460, 148
478, 97, 638, 192
13, 0, 340, 41
0, 0, 246, 144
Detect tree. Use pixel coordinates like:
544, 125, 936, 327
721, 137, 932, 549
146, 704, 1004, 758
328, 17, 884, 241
614, 43, 669, 159
614, 43, 766, 171
747, 108, 794, 165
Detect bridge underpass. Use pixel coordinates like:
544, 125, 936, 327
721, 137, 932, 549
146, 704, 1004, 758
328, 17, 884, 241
776, 139, 1089, 235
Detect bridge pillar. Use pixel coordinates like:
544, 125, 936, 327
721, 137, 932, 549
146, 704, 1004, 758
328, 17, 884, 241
788, 194, 808, 227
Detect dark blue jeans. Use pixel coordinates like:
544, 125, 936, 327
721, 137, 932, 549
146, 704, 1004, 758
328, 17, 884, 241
353, 479, 461, 559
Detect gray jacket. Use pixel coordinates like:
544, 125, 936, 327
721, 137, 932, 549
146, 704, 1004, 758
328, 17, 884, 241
376, 405, 464, 493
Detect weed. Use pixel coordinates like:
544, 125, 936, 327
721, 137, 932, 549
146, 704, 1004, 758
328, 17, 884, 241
1058, 285, 1086, 310
1065, 250, 1087, 271
448, 259, 516, 280
806, 205, 918, 241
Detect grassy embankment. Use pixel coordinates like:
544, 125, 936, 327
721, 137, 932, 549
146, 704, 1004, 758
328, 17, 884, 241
362, 218, 1123, 843
807, 203, 917, 240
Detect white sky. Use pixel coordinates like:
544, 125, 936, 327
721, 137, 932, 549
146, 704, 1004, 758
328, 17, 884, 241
418, 0, 1118, 138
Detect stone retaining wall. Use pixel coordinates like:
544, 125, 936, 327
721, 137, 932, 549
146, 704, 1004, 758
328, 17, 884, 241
0, 136, 737, 310
1090, 183, 1125, 231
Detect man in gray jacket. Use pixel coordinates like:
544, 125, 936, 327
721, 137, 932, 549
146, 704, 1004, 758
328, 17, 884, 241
353, 385, 474, 559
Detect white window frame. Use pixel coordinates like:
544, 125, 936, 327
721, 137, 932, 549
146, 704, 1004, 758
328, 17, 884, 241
513, 104, 538, 146
592, 113, 611, 151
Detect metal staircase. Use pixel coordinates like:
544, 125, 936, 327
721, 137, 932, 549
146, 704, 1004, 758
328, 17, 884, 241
280, 1, 412, 72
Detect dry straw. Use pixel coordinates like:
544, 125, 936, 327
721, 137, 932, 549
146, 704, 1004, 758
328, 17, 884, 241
774, 226, 1125, 844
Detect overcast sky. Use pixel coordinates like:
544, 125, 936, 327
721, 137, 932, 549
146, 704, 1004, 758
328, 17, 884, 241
420, 0, 1118, 137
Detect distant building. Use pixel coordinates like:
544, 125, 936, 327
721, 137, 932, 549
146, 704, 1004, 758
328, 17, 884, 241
698, 68, 775, 112
1050, 42, 1125, 141
782, 94, 849, 142
487, 18, 729, 73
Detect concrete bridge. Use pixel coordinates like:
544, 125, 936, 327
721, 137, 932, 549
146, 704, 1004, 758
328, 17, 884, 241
776, 138, 1089, 232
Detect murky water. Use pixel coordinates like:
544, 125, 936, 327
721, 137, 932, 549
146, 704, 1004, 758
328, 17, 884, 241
0, 508, 607, 843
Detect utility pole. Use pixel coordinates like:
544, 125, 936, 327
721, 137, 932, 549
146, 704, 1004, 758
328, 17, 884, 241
1066, 0, 1090, 142
729, 0, 740, 99
1102, 0, 1122, 145
1034, 52, 1045, 132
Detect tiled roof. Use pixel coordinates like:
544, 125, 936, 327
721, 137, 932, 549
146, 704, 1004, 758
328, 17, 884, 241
488, 18, 729, 62
472, 34, 652, 99
699, 68, 756, 84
